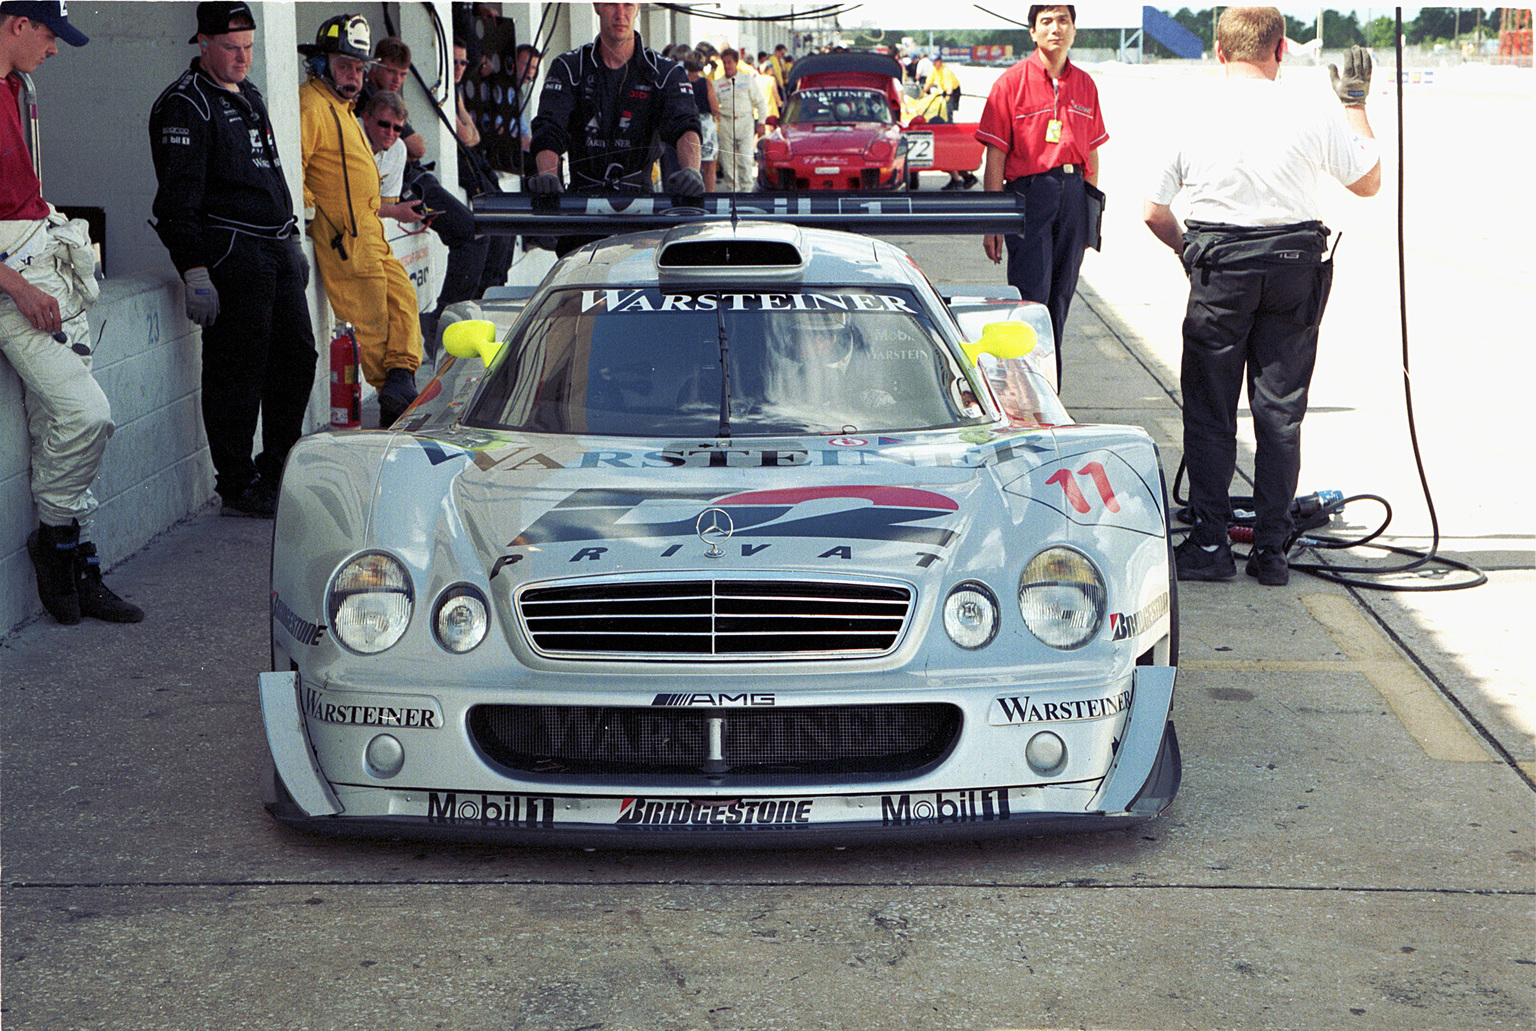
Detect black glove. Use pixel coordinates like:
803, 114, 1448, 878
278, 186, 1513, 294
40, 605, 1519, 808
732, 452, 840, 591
526, 172, 563, 195
1329, 45, 1372, 106
664, 167, 706, 199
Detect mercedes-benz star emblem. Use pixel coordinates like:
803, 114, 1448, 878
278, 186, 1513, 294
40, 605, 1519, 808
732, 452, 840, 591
695, 508, 734, 558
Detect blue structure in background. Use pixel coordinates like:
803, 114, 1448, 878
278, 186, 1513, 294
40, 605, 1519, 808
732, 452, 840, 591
1142, 6, 1205, 59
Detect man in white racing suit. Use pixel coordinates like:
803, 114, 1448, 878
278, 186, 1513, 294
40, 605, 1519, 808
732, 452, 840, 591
1, 1, 142, 624
714, 47, 765, 192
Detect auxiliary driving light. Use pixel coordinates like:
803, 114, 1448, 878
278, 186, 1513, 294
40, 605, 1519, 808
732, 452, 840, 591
1025, 731, 1067, 776
433, 584, 489, 653
365, 734, 405, 778
942, 580, 999, 650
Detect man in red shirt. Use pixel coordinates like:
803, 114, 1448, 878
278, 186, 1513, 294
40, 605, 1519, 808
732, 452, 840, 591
975, 5, 1106, 387
2, 2, 142, 624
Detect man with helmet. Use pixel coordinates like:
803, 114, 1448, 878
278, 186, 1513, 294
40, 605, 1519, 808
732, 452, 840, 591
150, 1, 318, 518
761, 309, 894, 420
299, 12, 422, 427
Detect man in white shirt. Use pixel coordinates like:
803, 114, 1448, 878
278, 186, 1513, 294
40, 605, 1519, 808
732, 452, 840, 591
359, 90, 423, 223
714, 46, 765, 191
1143, 6, 1379, 586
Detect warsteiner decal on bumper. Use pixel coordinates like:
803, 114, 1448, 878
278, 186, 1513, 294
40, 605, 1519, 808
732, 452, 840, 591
989, 690, 1135, 726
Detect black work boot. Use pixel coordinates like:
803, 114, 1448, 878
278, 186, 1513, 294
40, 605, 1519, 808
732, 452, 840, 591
377, 367, 418, 428
76, 541, 145, 622
27, 520, 82, 624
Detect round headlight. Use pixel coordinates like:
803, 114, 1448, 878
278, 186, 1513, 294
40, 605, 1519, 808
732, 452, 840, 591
434, 584, 489, 653
327, 552, 413, 654
1018, 546, 1105, 650
942, 580, 999, 650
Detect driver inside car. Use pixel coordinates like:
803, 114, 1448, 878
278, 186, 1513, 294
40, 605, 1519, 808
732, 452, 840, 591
762, 309, 895, 421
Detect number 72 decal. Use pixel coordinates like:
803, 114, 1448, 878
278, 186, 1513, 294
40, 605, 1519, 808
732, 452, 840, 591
1046, 462, 1120, 514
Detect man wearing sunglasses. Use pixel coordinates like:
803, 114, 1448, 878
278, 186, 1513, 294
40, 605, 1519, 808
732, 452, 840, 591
359, 91, 424, 224
149, 1, 316, 517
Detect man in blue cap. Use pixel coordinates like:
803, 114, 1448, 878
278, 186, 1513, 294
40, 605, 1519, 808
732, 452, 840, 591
2, 2, 144, 624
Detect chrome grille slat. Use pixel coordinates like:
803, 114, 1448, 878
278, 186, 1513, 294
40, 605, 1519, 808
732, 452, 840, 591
519, 578, 913, 660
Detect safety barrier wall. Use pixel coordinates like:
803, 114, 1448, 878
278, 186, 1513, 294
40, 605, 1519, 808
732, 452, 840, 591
1, 271, 221, 633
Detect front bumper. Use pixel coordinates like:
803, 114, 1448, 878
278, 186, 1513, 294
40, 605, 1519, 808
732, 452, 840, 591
259, 667, 1180, 848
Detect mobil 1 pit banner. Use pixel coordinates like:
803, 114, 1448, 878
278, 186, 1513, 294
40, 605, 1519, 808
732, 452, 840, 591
395, 784, 1038, 832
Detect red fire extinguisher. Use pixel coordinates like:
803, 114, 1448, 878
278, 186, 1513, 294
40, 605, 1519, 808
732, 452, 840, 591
329, 321, 360, 429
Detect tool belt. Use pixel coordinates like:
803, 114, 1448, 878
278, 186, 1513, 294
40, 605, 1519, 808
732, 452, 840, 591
1182, 220, 1331, 274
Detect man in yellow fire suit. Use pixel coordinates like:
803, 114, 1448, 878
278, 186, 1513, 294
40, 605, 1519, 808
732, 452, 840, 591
298, 13, 420, 426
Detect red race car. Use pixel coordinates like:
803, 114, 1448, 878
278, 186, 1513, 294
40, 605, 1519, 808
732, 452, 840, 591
757, 51, 984, 192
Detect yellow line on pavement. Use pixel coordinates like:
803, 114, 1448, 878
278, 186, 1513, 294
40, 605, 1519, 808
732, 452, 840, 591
1183, 595, 1491, 763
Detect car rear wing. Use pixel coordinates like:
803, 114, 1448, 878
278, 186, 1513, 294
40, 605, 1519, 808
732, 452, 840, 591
473, 191, 1029, 237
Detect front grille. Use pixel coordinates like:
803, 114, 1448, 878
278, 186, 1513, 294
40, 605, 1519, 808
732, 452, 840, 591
519, 579, 912, 660
468, 703, 961, 780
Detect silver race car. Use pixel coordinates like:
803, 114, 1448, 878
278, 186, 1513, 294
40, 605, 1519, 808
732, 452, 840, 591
262, 195, 1179, 845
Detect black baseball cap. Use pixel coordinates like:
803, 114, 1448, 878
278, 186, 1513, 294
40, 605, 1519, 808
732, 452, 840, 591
0, 1, 88, 46
188, 1, 255, 44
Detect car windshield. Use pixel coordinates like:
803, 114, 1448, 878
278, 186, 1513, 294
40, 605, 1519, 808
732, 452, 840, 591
785, 88, 893, 125
465, 287, 986, 437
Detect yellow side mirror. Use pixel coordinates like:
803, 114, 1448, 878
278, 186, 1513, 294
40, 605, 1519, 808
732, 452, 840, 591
960, 320, 1037, 365
441, 319, 502, 366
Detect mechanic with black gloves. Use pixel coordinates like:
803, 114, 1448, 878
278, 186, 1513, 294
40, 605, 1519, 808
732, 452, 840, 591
1143, 7, 1380, 587
527, 2, 702, 256
149, 0, 317, 518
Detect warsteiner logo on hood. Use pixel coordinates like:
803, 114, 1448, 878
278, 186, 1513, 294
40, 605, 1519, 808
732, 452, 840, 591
505, 485, 960, 549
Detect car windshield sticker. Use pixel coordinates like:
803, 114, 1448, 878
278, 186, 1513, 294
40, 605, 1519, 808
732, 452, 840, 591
578, 290, 918, 314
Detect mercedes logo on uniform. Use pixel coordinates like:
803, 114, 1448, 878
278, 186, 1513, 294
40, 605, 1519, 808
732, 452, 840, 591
695, 508, 734, 558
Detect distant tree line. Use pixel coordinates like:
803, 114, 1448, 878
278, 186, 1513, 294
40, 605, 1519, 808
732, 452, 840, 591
867, 9, 1512, 59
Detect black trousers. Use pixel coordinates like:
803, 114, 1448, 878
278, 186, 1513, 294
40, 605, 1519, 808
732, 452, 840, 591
409, 169, 514, 313
1179, 224, 1334, 550
1004, 168, 1090, 386
202, 233, 317, 500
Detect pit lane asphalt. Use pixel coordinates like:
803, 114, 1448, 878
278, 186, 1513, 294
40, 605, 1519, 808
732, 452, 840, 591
3, 65, 1532, 1031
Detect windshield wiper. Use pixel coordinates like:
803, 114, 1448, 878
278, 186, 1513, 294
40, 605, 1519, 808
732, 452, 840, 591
715, 302, 731, 438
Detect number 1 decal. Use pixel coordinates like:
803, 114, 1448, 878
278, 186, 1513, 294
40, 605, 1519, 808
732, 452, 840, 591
1047, 462, 1120, 515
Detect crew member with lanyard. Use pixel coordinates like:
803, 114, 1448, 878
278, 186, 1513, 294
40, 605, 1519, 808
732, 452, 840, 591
975, 5, 1106, 387
527, 2, 702, 256
299, 13, 421, 427
150, 1, 317, 517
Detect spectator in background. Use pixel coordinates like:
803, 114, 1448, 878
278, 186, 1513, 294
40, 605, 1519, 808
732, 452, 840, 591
924, 54, 977, 190
364, 36, 424, 160
299, 13, 421, 427
359, 90, 424, 223
149, 0, 315, 521
769, 42, 792, 103
512, 43, 541, 163
685, 53, 720, 191
361, 37, 509, 352
452, 39, 479, 148
714, 47, 765, 192
4, 0, 141, 623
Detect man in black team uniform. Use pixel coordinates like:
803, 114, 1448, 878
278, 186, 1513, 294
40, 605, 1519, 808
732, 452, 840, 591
527, 2, 702, 255
149, 1, 316, 518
